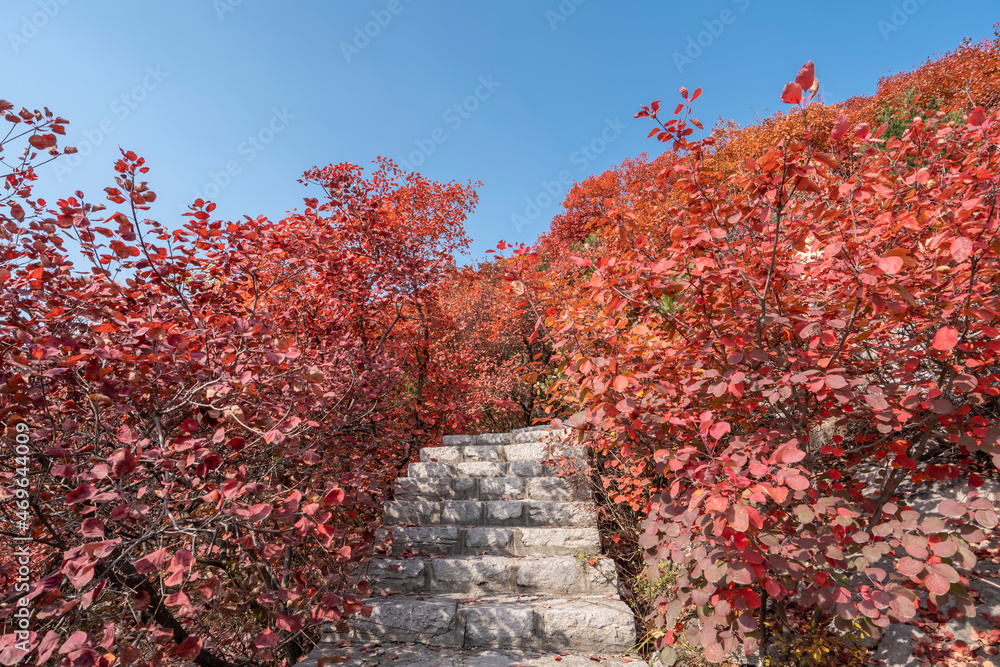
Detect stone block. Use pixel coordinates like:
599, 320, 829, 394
486, 501, 524, 525
465, 527, 513, 551
431, 556, 515, 594
421, 446, 463, 463
408, 462, 456, 478
517, 528, 600, 556
394, 478, 453, 501
456, 462, 506, 478
442, 434, 476, 446
478, 478, 526, 500
366, 558, 426, 593
384, 501, 437, 525
527, 502, 595, 527
526, 478, 588, 501
390, 526, 459, 555
462, 604, 536, 649
350, 597, 461, 646
537, 598, 635, 653
462, 445, 502, 462
475, 433, 510, 446
441, 500, 483, 525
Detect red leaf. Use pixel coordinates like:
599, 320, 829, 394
878, 256, 904, 274
171, 636, 202, 661
81, 518, 105, 538
780, 82, 803, 105
108, 448, 136, 478
950, 236, 973, 263
134, 548, 168, 575
708, 422, 730, 440
830, 113, 850, 141
795, 61, 815, 90
254, 630, 278, 649
825, 375, 847, 389
612, 375, 630, 392
324, 488, 345, 506
937, 499, 966, 518
969, 106, 987, 128
924, 572, 950, 596
931, 326, 959, 351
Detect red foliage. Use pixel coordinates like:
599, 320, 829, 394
514, 60, 1000, 662
0, 106, 481, 666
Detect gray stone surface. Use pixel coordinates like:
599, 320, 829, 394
350, 597, 461, 646
527, 477, 589, 501
422, 446, 464, 463
478, 478, 526, 500
310, 428, 642, 667
463, 445, 503, 462
300, 643, 648, 667
456, 462, 506, 478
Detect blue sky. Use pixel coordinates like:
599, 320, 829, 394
4, 1, 997, 261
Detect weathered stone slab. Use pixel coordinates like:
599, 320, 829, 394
442, 434, 476, 446
527, 501, 595, 527
366, 558, 427, 593
384, 500, 438, 525
461, 604, 535, 648
537, 598, 635, 653
395, 478, 455, 501
441, 500, 483, 525
409, 462, 456, 478
517, 527, 601, 555
431, 556, 516, 595
350, 597, 462, 646
390, 526, 459, 554
462, 445, 503, 462
421, 446, 464, 463
457, 462, 507, 478
485, 501, 524, 525
303, 643, 648, 667
527, 477, 589, 501
465, 527, 514, 551
474, 433, 510, 446
478, 478, 526, 500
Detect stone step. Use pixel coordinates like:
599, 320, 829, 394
394, 476, 590, 502
302, 643, 648, 667
366, 555, 619, 597
335, 593, 636, 654
408, 460, 580, 479
420, 441, 586, 465
383, 500, 596, 528
383, 525, 602, 556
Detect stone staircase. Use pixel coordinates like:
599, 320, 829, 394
303, 427, 646, 666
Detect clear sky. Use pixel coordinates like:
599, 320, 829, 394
3, 1, 998, 260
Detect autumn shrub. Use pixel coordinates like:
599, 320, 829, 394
0, 104, 484, 667
513, 61, 1000, 665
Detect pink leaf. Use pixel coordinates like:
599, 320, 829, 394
931, 326, 959, 351
795, 61, 815, 90
937, 499, 966, 518
950, 236, 973, 263
877, 256, 904, 274
780, 82, 803, 105
830, 113, 849, 141
708, 422, 731, 439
